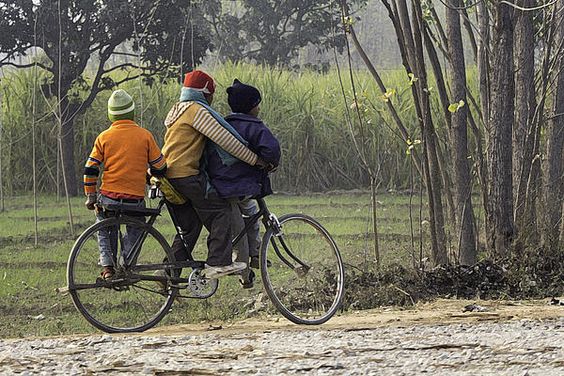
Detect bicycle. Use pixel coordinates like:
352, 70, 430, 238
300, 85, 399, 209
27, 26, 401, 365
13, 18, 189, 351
65, 184, 345, 333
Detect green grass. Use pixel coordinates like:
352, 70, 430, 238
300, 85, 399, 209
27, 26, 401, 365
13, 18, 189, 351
0, 192, 431, 338
2, 62, 479, 194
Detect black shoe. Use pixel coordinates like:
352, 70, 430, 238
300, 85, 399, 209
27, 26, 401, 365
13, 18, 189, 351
250, 257, 272, 269
240, 269, 255, 289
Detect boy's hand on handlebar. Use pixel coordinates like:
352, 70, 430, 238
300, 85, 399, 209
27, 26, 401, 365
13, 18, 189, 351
266, 163, 277, 173
255, 158, 268, 169
255, 158, 277, 172
85, 194, 97, 210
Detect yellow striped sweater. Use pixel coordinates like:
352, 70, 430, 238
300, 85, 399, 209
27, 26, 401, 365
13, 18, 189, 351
162, 102, 258, 178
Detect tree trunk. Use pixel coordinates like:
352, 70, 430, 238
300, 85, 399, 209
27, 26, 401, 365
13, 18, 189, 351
476, 0, 491, 239
0, 89, 3, 212
397, 0, 447, 264
370, 177, 380, 268
477, 0, 490, 125
422, 27, 458, 231
415, 2, 447, 265
60, 97, 78, 197
377, 1, 448, 264
446, 0, 477, 264
513, 0, 538, 245
461, 7, 478, 62
543, 1, 564, 250
486, 1, 516, 257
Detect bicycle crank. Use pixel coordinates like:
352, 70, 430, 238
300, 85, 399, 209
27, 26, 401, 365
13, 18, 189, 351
185, 269, 219, 298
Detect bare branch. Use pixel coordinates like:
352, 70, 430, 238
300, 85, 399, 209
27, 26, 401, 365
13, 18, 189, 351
436, 0, 484, 11
0, 61, 51, 71
111, 51, 140, 58
500, 0, 557, 11
103, 63, 141, 74
113, 73, 144, 87
545, 111, 564, 120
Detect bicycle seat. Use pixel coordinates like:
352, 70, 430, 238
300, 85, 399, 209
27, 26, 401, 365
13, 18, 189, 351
100, 204, 161, 217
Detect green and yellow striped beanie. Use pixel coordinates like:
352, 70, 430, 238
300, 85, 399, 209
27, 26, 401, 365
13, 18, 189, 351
108, 89, 135, 122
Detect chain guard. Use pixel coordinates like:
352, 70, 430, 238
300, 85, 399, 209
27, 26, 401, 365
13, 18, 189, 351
186, 269, 219, 298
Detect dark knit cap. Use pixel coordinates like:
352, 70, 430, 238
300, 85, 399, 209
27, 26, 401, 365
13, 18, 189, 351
226, 79, 262, 114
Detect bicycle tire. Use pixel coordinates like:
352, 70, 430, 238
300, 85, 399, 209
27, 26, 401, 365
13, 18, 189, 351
260, 213, 344, 325
67, 217, 178, 333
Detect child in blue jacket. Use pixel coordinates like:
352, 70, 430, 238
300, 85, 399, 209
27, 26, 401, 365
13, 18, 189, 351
206, 79, 281, 287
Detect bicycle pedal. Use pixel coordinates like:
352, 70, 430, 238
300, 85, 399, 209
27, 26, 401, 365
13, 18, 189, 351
56, 286, 69, 294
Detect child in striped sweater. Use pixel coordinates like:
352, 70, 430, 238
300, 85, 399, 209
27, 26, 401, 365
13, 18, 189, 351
161, 70, 268, 279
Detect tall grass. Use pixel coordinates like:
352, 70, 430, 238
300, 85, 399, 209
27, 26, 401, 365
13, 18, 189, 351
0, 62, 456, 194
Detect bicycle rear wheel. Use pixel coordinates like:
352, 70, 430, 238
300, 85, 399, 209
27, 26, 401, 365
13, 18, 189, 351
67, 217, 178, 333
260, 214, 344, 325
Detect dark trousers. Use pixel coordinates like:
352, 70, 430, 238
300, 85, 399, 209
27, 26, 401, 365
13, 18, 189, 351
168, 174, 233, 267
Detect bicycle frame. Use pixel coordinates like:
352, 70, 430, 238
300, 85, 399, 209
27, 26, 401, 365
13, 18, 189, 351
232, 198, 310, 272
121, 199, 165, 268
67, 190, 344, 331
107, 196, 310, 286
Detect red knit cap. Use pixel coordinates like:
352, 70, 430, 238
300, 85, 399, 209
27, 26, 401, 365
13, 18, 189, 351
183, 70, 215, 94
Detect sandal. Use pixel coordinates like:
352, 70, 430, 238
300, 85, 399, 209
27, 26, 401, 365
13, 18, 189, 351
100, 266, 115, 280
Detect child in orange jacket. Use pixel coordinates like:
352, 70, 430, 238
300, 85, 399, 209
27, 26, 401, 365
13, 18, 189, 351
83, 89, 167, 279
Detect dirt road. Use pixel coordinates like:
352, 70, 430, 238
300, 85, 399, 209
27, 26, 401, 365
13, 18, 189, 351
0, 299, 562, 375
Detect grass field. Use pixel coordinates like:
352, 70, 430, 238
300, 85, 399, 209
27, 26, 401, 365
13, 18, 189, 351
0, 192, 431, 338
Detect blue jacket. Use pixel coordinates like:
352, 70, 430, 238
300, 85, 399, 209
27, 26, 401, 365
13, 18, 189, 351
206, 113, 281, 199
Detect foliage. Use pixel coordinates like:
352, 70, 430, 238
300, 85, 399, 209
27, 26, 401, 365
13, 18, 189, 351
203, 0, 366, 68
344, 258, 564, 310
0, 0, 211, 101
0, 0, 214, 194
1, 62, 443, 194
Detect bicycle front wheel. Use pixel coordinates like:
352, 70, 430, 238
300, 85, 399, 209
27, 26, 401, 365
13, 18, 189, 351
260, 214, 344, 325
67, 217, 178, 333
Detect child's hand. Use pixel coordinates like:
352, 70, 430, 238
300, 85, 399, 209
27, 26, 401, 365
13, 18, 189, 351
265, 163, 277, 173
255, 158, 269, 169
85, 194, 97, 210
255, 158, 277, 172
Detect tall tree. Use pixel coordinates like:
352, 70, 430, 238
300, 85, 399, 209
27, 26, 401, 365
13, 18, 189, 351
375, 0, 448, 264
513, 0, 539, 247
486, 0, 516, 257
543, 0, 564, 250
205, 0, 365, 68
476, 0, 491, 129
445, 0, 477, 264
0, 0, 211, 195
398, 0, 448, 264
0, 87, 3, 212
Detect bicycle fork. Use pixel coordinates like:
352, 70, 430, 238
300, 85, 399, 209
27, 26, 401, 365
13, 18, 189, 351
266, 213, 311, 276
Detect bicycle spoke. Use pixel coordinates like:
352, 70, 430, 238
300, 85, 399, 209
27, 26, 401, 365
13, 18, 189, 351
68, 217, 177, 333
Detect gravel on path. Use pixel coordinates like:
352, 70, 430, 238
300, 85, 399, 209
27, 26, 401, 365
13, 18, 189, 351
0, 318, 562, 375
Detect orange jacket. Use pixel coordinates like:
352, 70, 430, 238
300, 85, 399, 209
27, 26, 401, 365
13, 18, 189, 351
83, 120, 166, 197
